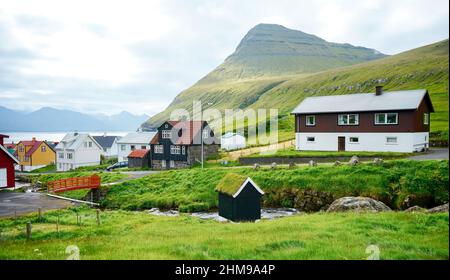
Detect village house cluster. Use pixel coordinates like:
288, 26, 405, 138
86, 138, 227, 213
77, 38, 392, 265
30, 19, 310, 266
1, 87, 434, 189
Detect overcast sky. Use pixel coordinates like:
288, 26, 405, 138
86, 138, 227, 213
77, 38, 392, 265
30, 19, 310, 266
0, 0, 448, 116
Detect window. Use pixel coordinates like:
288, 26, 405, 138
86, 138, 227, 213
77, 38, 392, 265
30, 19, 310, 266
338, 114, 359, 125
84, 142, 87, 148
58, 153, 64, 159
386, 137, 398, 144
182, 146, 186, 155
162, 130, 171, 139
141, 146, 147, 150
67, 153, 73, 159
305, 115, 316, 126
170, 160, 175, 168
424, 113, 429, 125
170, 145, 181, 155
88, 142, 92, 148
161, 160, 166, 168
120, 145, 126, 151
203, 129, 209, 139
307, 137, 315, 142
349, 137, 359, 143
41, 146, 46, 152
130, 145, 136, 151
19, 146, 24, 152
59, 163, 62, 169
375, 113, 398, 125
24, 156, 30, 162
154, 145, 163, 154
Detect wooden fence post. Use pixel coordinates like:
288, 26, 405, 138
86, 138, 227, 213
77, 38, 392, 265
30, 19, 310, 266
26, 222, 32, 240
96, 209, 101, 226
38, 207, 42, 221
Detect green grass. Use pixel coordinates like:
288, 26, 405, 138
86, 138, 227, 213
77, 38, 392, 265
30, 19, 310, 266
146, 40, 449, 142
102, 160, 448, 212
243, 147, 411, 158
0, 208, 447, 260
30, 164, 56, 173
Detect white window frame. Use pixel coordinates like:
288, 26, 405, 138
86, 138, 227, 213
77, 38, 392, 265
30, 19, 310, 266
88, 142, 92, 148
182, 146, 186, 155
424, 113, 429, 125
349, 137, 359, 144
375, 113, 398, 125
154, 145, 164, 154
170, 160, 175, 168
67, 153, 73, 160
170, 145, 181, 155
41, 146, 46, 152
120, 145, 126, 151
203, 129, 209, 139
306, 136, 315, 143
162, 130, 171, 139
58, 153, 64, 159
386, 137, 398, 144
338, 114, 359, 126
161, 160, 166, 168
305, 115, 316, 126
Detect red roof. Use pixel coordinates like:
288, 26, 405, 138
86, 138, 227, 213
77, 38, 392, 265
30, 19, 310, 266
4, 143, 16, 149
128, 149, 149, 158
167, 120, 206, 145
17, 139, 54, 156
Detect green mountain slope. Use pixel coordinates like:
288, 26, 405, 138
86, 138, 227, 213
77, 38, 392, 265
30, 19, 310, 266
143, 25, 448, 141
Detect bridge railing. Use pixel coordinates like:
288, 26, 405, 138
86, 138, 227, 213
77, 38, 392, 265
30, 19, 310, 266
47, 174, 101, 193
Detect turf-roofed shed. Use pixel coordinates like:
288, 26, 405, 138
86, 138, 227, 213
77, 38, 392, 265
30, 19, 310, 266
215, 173, 264, 222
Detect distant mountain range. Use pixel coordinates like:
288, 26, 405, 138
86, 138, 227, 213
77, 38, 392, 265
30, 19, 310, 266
142, 23, 448, 139
0, 106, 148, 132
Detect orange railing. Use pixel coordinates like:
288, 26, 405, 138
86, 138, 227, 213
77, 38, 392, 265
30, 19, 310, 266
47, 174, 101, 193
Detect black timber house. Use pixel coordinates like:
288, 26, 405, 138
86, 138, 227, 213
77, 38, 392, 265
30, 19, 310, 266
150, 120, 219, 169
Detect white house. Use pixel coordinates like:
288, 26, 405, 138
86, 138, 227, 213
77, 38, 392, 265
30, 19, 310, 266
117, 132, 157, 162
291, 87, 434, 153
93, 135, 121, 158
55, 133, 103, 171
220, 132, 246, 151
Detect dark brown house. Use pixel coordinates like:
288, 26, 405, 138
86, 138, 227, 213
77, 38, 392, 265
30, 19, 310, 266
291, 87, 434, 152
150, 120, 219, 169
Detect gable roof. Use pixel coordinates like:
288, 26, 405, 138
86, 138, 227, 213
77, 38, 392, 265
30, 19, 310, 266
17, 140, 54, 157
158, 120, 218, 145
215, 173, 264, 198
127, 149, 150, 158
55, 133, 102, 151
292, 89, 434, 114
0, 144, 19, 164
116, 132, 156, 145
92, 136, 119, 149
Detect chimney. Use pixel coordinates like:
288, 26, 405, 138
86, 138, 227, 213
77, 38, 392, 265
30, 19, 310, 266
375, 86, 383, 96
32, 137, 36, 142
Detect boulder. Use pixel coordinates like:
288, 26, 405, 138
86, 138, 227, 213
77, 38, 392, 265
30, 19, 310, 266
270, 162, 277, 170
327, 197, 391, 212
253, 163, 260, 170
349, 156, 359, 166
427, 203, 449, 213
308, 160, 317, 167
333, 161, 342, 166
404, 206, 426, 213
373, 158, 384, 165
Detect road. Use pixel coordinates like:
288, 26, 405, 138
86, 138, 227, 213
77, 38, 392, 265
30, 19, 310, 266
0, 192, 74, 218
408, 148, 449, 161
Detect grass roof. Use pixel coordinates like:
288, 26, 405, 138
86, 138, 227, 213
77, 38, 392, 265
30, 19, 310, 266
215, 173, 248, 196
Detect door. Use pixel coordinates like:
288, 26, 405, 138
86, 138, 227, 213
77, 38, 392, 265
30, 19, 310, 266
0, 168, 7, 187
338, 137, 346, 151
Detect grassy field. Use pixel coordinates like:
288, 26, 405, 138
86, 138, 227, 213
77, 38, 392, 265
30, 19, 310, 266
242, 147, 411, 158
102, 160, 448, 212
0, 208, 447, 260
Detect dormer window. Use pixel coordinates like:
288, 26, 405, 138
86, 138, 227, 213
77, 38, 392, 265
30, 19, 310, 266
338, 114, 359, 125
375, 113, 398, 125
305, 115, 315, 126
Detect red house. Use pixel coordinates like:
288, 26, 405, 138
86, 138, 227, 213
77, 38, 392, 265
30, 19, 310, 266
0, 134, 19, 188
